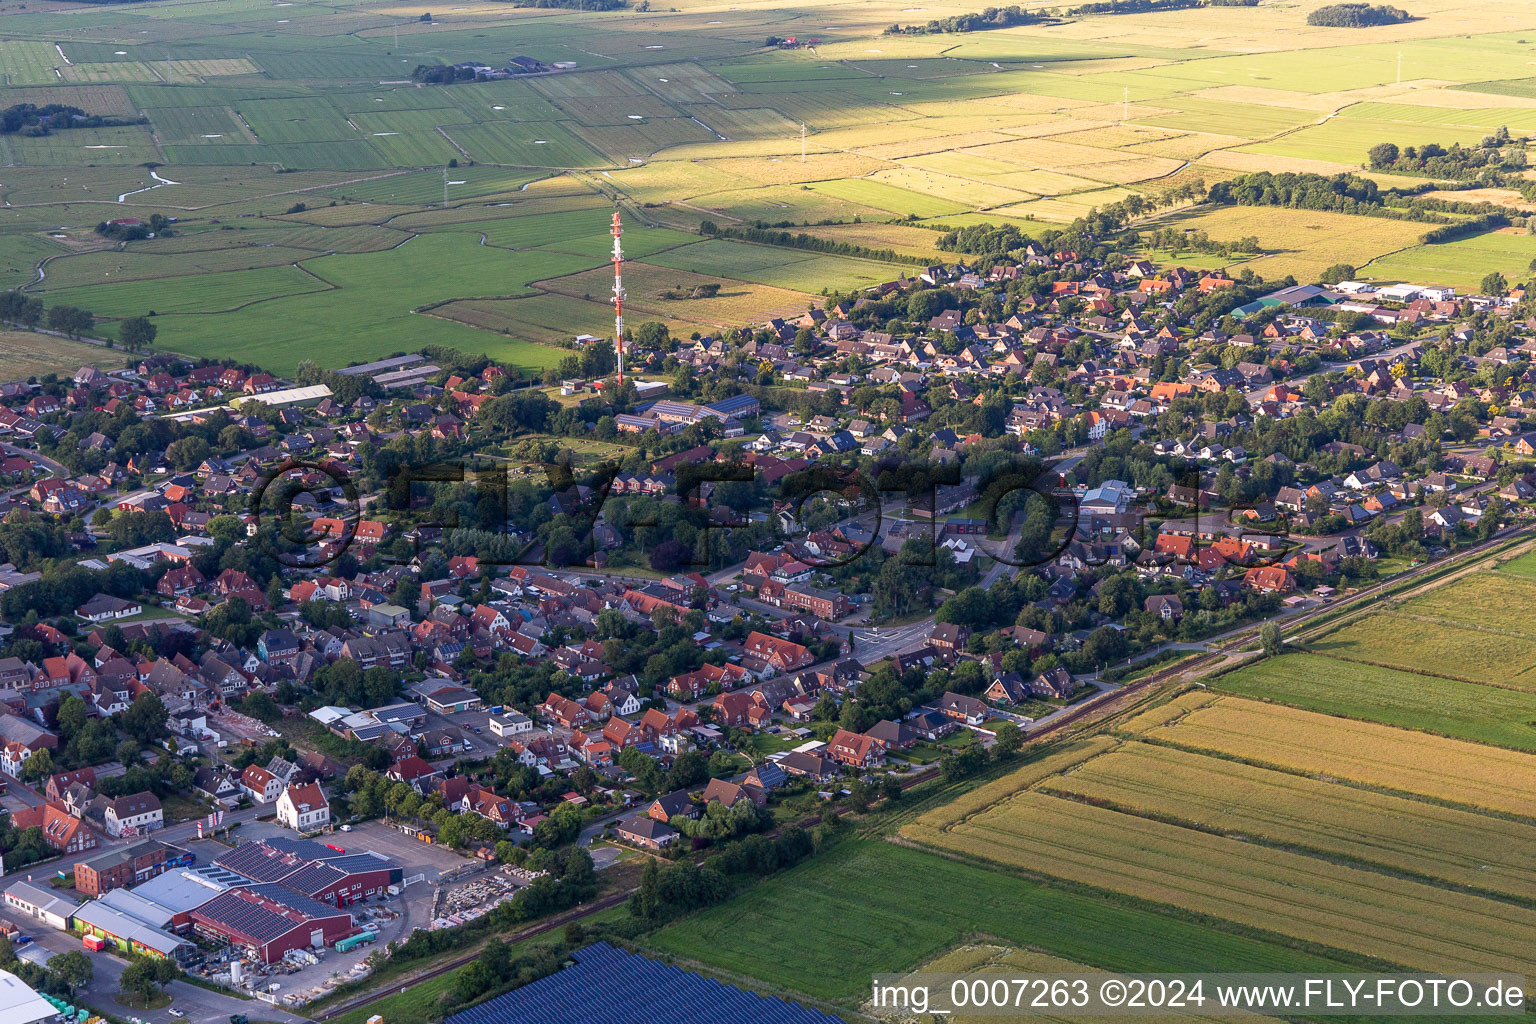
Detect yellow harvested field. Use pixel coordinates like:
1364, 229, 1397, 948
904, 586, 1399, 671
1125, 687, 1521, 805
869, 167, 1036, 208
907, 737, 1121, 836
534, 261, 813, 325
849, 129, 1031, 161
1142, 697, 1536, 816
1143, 205, 1429, 283
1042, 741, 1536, 902
1190, 85, 1346, 112
797, 222, 952, 260
1199, 149, 1358, 175
920, 945, 1281, 1024
913, 791, 1536, 977
1421, 188, 1536, 211
0, 331, 127, 379
701, 153, 888, 186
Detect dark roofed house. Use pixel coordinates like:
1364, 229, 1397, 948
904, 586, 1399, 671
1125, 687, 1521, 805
934, 691, 987, 725
616, 814, 677, 849
645, 789, 698, 823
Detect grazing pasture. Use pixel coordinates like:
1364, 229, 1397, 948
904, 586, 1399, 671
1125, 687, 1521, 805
1309, 571, 1536, 686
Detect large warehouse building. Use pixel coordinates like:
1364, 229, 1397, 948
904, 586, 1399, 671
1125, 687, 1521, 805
190, 883, 354, 964
214, 838, 401, 907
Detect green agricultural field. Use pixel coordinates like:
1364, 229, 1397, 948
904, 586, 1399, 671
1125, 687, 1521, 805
1498, 548, 1536, 579
39, 234, 587, 373
1362, 230, 1536, 289
1216, 652, 1536, 751
646, 239, 912, 291
808, 178, 970, 219
1307, 571, 1536, 687
647, 840, 1379, 1007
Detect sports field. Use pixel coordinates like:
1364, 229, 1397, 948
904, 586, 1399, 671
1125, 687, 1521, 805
7, 0, 1536, 370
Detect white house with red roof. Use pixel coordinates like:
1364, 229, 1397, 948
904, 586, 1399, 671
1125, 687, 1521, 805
276, 782, 330, 833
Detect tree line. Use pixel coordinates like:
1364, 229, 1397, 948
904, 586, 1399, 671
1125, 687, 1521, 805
0, 103, 146, 135
883, 6, 1037, 34
0, 288, 156, 349
698, 220, 925, 265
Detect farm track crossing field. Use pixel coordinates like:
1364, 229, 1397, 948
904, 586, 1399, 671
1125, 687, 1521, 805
1214, 651, 1536, 750
1040, 741, 1536, 903
1134, 693, 1536, 817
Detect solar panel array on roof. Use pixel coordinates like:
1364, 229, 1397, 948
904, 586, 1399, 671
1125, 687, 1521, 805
194, 884, 345, 945
243, 882, 344, 920
277, 861, 348, 897
259, 837, 340, 860
445, 942, 845, 1024
213, 842, 306, 882
193, 891, 298, 946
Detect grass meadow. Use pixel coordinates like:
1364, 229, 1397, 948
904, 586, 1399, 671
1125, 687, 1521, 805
1307, 571, 1536, 687
646, 840, 1362, 1007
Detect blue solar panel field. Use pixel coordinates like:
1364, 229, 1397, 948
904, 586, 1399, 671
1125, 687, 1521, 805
445, 942, 846, 1024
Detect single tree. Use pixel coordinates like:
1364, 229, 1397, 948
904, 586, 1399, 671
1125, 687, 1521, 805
119, 316, 157, 352
1260, 620, 1283, 658
50, 950, 94, 994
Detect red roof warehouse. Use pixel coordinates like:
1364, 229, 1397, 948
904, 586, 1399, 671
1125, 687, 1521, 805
190, 883, 354, 963
213, 838, 402, 908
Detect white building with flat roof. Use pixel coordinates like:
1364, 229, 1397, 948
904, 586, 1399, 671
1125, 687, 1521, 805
0, 968, 57, 1024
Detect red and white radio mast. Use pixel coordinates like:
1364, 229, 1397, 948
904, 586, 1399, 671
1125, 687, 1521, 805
610, 210, 625, 386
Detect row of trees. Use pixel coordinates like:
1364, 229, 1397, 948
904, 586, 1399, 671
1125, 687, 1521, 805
0, 288, 155, 349
883, 5, 1036, 34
